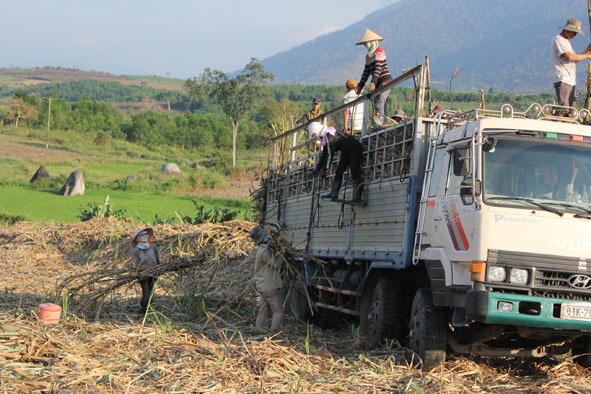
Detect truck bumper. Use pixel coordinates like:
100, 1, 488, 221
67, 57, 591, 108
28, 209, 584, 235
466, 290, 591, 331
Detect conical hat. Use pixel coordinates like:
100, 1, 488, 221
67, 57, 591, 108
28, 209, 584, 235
355, 29, 384, 45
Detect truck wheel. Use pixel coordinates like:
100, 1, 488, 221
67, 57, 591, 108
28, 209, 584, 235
408, 288, 447, 369
286, 288, 312, 321
360, 276, 404, 348
572, 336, 591, 368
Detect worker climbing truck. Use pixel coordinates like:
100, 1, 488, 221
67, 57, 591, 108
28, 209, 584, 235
260, 63, 591, 368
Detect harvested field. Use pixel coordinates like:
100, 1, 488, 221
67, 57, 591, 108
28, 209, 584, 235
1, 218, 590, 393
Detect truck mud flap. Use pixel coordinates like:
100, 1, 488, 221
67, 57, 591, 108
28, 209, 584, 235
465, 289, 488, 322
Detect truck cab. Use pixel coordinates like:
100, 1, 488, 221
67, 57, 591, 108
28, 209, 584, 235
417, 105, 591, 363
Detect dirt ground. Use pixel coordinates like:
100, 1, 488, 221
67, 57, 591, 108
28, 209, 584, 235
0, 134, 84, 163
1, 218, 591, 393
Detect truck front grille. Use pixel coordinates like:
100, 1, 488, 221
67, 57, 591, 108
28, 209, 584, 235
487, 249, 591, 301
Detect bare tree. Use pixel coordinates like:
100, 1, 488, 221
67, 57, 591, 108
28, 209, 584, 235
449, 65, 463, 110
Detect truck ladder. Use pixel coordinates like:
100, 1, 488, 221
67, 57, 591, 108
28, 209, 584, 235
412, 112, 448, 264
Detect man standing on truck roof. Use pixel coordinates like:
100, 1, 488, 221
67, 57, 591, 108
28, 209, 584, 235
355, 29, 392, 129
551, 18, 591, 116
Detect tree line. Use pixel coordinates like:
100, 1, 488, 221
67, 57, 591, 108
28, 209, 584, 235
0, 60, 556, 166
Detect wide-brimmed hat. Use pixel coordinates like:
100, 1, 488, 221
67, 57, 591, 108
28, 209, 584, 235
249, 226, 268, 246
133, 227, 153, 241
393, 109, 406, 121
355, 29, 384, 45
133, 228, 153, 249
345, 79, 357, 89
561, 18, 585, 35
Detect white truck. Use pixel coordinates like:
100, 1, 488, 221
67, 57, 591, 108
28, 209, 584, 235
261, 63, 591, 368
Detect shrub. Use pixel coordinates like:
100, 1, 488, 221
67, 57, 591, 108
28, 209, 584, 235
94, 130, 112, 149
0, 213, 27, 225
78, 195, 127, 222
30, 175, 65, 190
178, 201, 239, 224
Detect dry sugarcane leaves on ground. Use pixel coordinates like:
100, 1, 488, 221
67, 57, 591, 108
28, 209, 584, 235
1, 219, 591, 393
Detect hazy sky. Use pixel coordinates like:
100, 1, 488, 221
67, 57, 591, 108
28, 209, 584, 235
1, 0, 392, 79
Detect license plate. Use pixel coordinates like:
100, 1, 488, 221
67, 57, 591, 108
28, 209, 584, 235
560, 302, 591, 321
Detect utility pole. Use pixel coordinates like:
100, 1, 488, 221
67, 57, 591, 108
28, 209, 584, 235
45, 97, 52, 149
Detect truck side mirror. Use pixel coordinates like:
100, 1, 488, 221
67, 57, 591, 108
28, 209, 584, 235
482, 137, 497, 152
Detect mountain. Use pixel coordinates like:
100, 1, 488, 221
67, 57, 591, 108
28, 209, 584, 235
261, 0, 590, 93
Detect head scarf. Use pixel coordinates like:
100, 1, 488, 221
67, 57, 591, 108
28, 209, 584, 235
308, 122, 336, 146
134, 230, 151, 249
364, 41, 378, 57
320, 126, 336, 146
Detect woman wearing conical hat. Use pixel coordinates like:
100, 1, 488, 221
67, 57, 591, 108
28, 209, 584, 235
131, 228, 160, 315
355, 28, 393, 129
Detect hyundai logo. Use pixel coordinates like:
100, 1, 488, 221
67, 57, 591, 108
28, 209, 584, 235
567, 274, 591, 289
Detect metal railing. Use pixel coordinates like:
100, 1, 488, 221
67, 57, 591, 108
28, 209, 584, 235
266, 64, 429, 202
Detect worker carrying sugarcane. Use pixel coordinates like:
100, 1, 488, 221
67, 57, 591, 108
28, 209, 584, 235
309, 121, 364, 203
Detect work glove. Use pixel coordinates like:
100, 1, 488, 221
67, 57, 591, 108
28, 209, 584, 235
157, 260, 161, 265
311, 169, 319, 178
318, 169, 327, 178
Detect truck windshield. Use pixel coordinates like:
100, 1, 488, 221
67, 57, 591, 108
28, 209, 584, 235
483, 134, 591, 214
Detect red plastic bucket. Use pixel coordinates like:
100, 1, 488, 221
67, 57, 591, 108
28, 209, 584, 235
37, 303, 62, 324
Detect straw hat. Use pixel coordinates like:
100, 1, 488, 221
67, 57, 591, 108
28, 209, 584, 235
561, 18, 585, 35
393, 109, 406, 121
249, 226, 268, 246
355, 29, 384, 45
345, 79, 357, 89
133, 228, 153, 249
133, 227, 153, 240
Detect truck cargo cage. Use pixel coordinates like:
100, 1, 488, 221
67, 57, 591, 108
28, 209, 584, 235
265, 64, 430, 227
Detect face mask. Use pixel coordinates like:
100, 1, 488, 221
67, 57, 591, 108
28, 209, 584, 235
364, 41, 378, 56
135, 232, 151, 248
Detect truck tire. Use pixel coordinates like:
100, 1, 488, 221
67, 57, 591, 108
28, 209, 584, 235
408, 288, 447, 369
285, 288, 312, 321
360, 276, 404, 348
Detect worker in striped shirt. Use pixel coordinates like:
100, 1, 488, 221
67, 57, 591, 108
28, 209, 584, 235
355, 29, 393, 129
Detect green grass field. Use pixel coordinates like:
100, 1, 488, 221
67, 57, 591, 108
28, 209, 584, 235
0, 127, 260, 224
0, 186, 253, 224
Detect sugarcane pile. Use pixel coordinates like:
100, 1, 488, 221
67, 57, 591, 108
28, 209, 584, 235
49, 217, 320, 321
1, 218, 591, 392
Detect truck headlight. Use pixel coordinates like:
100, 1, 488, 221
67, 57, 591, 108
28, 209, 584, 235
509, 268, 528, 285
487, 266, 506, 283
